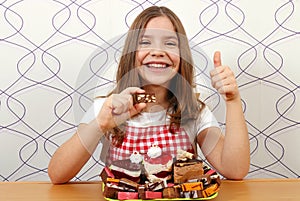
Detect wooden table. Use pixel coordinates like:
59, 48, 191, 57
1, 179, 300, 201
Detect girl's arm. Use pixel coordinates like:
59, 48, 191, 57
197, 96, 250, 180
48, 120, 102, 184
48, 87, 146, 184
197, 51, 250, 180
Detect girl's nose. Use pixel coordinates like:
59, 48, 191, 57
149, 48, 166, 57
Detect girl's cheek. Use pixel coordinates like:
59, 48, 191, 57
169, 53, 180, 64
136, 50, 148, 65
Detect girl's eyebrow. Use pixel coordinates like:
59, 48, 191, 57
165, 35, 179, 40
140, 34, 151, 39
140, 34, 178, 40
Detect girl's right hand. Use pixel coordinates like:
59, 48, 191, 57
96, 87, 146, 133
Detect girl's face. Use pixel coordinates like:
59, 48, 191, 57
136, 16, 180, 86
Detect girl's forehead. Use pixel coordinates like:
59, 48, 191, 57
145, 16, 175, 31
140, 28, 178, 39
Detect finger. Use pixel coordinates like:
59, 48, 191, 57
210, 66, 232, 83
113, 102, 146, 126
213, 51, 222, 68
120, 87, 145, 95
113, 111, 131, 126
210, 70, 224, 84
132, 103, 146, 114
111, 95, 131, 114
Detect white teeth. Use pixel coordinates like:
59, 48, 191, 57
147, 63, 167, 68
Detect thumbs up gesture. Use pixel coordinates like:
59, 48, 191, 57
210, 51, 240, 102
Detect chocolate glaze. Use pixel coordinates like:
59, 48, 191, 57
111, 159, 142, 171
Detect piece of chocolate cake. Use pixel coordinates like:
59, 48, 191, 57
173, 158, 204, 184
119, 178, 139, 191
132, 93, 156, 104
103, 183, 125, 199
99, 166, 115, 183
110, 159, 142, 183
146, 180, 167, 191
162, 186, 181, 198
138, 185, 146, 199
210, 174, 222, 186
197, 175, 212, 186
103, 185, 118, 199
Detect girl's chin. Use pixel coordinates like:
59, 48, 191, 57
140, 76, 174, 87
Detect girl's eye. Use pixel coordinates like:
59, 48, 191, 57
139, 40, 151, 46
165, 41, 178, 47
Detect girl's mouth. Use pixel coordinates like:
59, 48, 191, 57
145, 63, 170, 69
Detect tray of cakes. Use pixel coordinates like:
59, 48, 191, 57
100, 145, 221, 200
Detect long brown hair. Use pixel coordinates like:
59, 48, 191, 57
109, 6, 205, 146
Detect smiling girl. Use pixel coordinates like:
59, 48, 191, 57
48, 6, 250, 184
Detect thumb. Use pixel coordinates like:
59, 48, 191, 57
213, 51, 222, 68
132, 102, 146, 115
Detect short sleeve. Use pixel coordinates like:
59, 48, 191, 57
181, 105, 220, 144
80, 98, 106, 124
196, 106, 220, 134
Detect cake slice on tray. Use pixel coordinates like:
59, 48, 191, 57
109, 151, 143, 183
143, 143, 174, 182
173, 149, 204, 184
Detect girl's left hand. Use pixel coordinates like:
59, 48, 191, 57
210, 51, 240, 102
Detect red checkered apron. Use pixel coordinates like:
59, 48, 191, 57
106, 124, 194, 164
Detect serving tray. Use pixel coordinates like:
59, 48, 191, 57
102, 184, 218, 201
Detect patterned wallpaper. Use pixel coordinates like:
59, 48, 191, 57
0, 0, 299, 181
